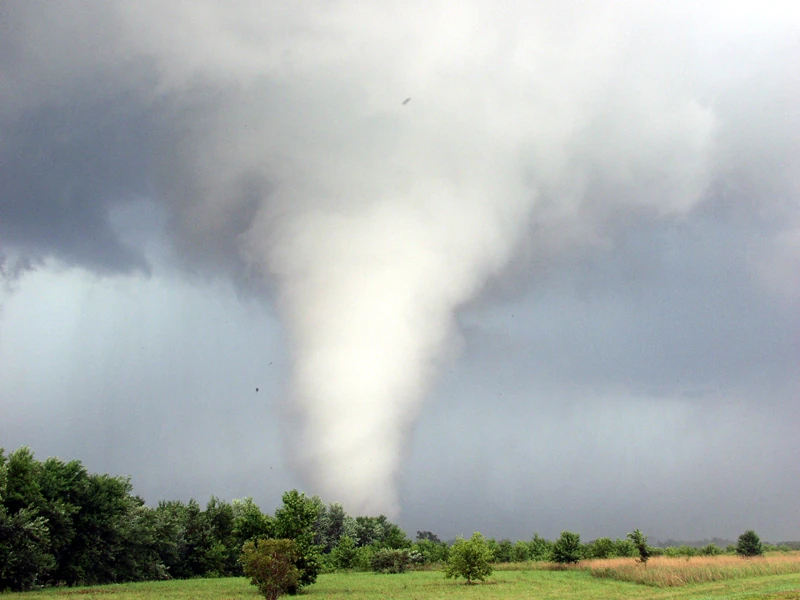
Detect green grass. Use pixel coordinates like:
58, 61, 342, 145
3, 568, 800, 600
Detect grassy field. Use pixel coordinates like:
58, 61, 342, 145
3, 558, 800, 600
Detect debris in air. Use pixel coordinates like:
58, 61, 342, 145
256, 388, 259, 392
402, 97, 411, 105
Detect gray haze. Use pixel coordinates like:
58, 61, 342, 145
1, 2, 799, 541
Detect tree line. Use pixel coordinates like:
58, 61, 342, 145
0, 446, 787, 593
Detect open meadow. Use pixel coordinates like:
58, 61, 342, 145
3, 555, 800, 600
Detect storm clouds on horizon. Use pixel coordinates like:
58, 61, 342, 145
1, 1, 799, 542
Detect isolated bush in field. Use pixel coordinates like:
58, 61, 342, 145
736, 530, 764, 557
371, 548, 412, 573
240, 539, 300, 600
627, 529, 651, 564
444, 532, 494, 584
552, 531, 582, 564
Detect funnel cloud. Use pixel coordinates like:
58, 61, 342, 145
1, 2, 799, 526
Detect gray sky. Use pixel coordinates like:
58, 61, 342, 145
1, 1, 799, 542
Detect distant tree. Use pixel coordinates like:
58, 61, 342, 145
590, 537, 616, 559
552, 531, 582, 564
232, 497, 273, 550
240, 538, 300, 600
736, 530, 764, 557
495, 538, 514, 563
512, 540, 531, 562
613, 538, 636, 558
444, 532, 494, 584
700, 543, 722, 556
313, 502, 354, 553
416, 530, 441, 543
528, 533, 553, 561
330, 535, 357, 570
627, 529, 651, 564
412, 538, 449, 564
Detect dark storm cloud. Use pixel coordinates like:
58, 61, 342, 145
1, 1, 799, 536
1, 97, 158, 273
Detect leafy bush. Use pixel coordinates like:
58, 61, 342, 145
552, 531, 582, 564
240, 539, 299, 600
444, 532, 494, 584
701, 543, 722, 556
736, 530, 764, 557
371, 548, 412, 573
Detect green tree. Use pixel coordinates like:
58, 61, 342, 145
273, 490, 321, 592
528, 533, 553, 561
443, 532, 494, 584
313, 502, 354, 553
552, 531, 582, 564
736, 530, 764, 557
330, 535, 357, 570
232, 497, 273, 550
495, 538, 514, 562
241, 538, 300, 600
627, 529, 651, 564
512, 540, 531, 562
590, 537, 615, 559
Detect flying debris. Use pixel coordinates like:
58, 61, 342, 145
402, 97, 411, 105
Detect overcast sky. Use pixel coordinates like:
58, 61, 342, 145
1, 1, 799, 543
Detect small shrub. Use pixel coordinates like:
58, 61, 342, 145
444, 532, 494, 584
736, 530, 764, 557
371, 548, 412, 573
240, 539, 300, 600
701, 543, 722, 556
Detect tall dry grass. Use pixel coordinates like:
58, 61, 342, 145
588, 553, 800, 587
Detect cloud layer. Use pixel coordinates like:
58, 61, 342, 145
2, 1, 798, 521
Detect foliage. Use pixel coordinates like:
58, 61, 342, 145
528, 533, 553, 561
443, 532, 494, 584
590, 537, 616, 559
240, 538, 299, 600
330, 535, 358, 570
412, 538, 449, 564
512, 540, 531, 562
701, 542, 723, 556
552, 531, 582, 564
627, 529, 651, 564
370, 548, 412, 573
313, 502, 355, 553
416, 530, 441, 543
736, 530, 764, 557
273, 490, 322, 592
495, 538, 514, 562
